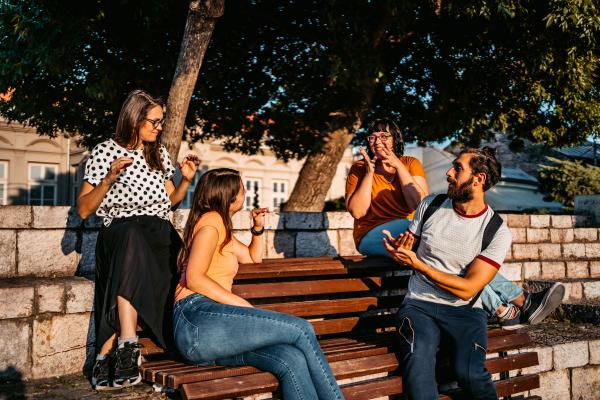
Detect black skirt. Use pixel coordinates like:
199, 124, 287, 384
94, 215, 182, 354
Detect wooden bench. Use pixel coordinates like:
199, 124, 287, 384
140, 256, 541, 399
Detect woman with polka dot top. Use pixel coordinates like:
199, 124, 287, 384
77, 89, 199, 390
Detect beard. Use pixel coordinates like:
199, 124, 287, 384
447, 175, 474, 203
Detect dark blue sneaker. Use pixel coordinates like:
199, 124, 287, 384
522, 282, 566, 325
91, 355, 116, 391
113, 342, 143, 388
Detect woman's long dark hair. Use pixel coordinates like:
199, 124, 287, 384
115, 89, 165, 172
366, 118, 405, 158
177, 168, 241, 271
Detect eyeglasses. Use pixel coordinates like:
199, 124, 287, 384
367, 133, 393, 143
146, 118, 165, 129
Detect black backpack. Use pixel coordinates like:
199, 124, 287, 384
414, 194, 504, 306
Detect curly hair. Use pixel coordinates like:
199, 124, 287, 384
460, 146, 502, 191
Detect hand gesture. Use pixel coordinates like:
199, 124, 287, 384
379, 146, 402, 171
359, 146, 377, 175
251, 207, 269, 229
180, 154, 200, 182
105, 157, 133, 184
382, 230, 415, 251
382, 234, 419, 268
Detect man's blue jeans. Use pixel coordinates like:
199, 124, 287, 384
359, 219, 524, 317
396, 298, 498, 400
173, 293, 344, 400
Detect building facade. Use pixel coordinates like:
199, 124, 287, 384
0, 119, 355, 210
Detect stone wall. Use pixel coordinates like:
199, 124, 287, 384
0, 205, 599, 392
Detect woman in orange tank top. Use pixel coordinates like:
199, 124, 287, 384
173, 168, 344, 400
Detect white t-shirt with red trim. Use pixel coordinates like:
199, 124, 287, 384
406, 194, 512, 308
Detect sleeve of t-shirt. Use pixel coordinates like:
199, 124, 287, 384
407, 194, 436, 236
83, 142, 110, 186
476, 222, 512, 270
345, 161, 364, 199
160, 145, 176, 181
195, 212, 226, 243
406, 157, 426, 178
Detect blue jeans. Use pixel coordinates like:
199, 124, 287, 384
359, 220, 524, 317
173, 293, 343, 400
396, 298, 498, 400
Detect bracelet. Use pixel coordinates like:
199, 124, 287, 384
250, 226, 265, 236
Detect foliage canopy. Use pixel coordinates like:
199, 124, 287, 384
538, 156, 600, 209
1, 0, 599, 155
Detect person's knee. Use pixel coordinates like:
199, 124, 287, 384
454, 341, 490, 389
265, 346, 308, 378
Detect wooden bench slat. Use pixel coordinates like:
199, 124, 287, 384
258, 297, 380, 316
341, 376, 403, 400
487, 352, 538, 374
488, 332, 532, 352
495, 374, 541, 397
233, 277, 384, 298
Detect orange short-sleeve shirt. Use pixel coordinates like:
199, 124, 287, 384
346, 156, 426, 246
175, 211, 238, 302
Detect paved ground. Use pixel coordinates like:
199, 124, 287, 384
1, 321, 599, 399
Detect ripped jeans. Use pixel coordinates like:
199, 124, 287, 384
396, 298, 497, 400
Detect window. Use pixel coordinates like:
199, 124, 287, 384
244, 178, 261, 210
28, 163, 58, 205
0, 161, 7, 205
271, 179, 288, 211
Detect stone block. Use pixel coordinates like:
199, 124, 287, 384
233, 230, 252, 246
553, 341, 588, 369
574, 227, 598, 242
31, 313, 90, 379
586, 243, 600, 258
232, 210, 252, 230
284, 212, 324, 230
529, 369, 570, 400
565, 281, 583, 301
499, 263, 521, 281
31, 206, 82, 229
0, 230, 16, 278
562, 243, 587, 259
0, 285, 34, 319
526, 228, 549, 243
324, 212, 354, 229
17, 230, 78, 277
512, 244, 540, 260
566, 261, 589, 278
0, 206, 32, 228
572, 365, 600, 400
37, 283, 65, 314
551, 215, 574, 228
520, 346, 552, 374
77, 231, 98, 277
504, 247, 512, 262
264, 212, 284, 230
530, 215, 550, 228
265, 230, 295, 258
0, 319, 31, 379
339, 229, 360, 256
65, 279, 94, 313
591, 261, 600, 278
523, 262, 541, 279
510, 228, 527, 243
590, 339, 600, 364
506, 214, 529, 228
550, 228, 574, 243
541, 261, 565, 279
538, 243, 563, 259
296, 231, 338, 257
583, 281, 600, 300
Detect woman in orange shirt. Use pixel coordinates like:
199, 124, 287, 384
346, 119, 429, 255
173, 168, 343, 400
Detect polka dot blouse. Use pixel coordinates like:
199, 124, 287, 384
84, 139, 176, 226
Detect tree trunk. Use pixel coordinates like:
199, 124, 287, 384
283, 116, 362, 211
162, 0, 225, 162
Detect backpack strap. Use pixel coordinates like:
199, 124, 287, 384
413, 194, 447, 251
468, 210, 504, 307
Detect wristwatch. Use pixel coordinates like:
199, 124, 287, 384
251, 226, 265, 236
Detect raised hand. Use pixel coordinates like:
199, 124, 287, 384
105, 157, 133, 184
382, 230, 415, 251
251, 207, 269, 229
359, 146, 377, 174
180, 154, 200, 182
382, 234, 419, 267
379, 146, 402, 171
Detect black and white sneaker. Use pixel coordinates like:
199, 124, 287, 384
91, 355, 115, 391
113, 342, 143, 388
522, 283, 566, 325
